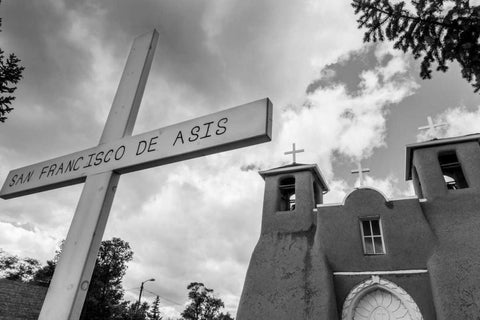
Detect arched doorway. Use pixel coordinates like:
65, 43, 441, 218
341, 276, 423, 320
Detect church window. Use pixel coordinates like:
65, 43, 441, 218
438, 151, 468, 190
279, 177, 295, 211
360, 218, 385, 255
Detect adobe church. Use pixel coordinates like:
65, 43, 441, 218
237, 133, 480, 319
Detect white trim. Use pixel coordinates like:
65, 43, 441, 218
316, 202, 341, 208
391, 195, 419, 201
334, 269, 428, 276
419, 198, 428, 202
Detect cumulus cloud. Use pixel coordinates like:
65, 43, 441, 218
0, 221, 60, 263
276, 43, 418, 178
323, 178, 349, 203
416, 105, 480, 141
104, 162, 264, 316
362, 175, 413, 198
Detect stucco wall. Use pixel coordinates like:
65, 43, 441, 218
316, 188, 436, 318
422, 194, 480, 319
238, 167, 336, 319
317, 189, 435, 271
236, 228, 337, 319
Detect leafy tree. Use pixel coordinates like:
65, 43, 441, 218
352, 0, 480, 92
148, 296, 163, 320
32, 259, 56, 286
0, 1, 25, 123
79, 237, 134, 320
2, 238, 142, 319
32, 242, 62, 286
181, 282, 234, 320
122, 301, 151, 320
0, 249, 40, 281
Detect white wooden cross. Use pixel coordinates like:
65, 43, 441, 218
418, 116, 448, 138
0, 30, 272, 320
351, 162, 370, 187
284, 143, 304, 164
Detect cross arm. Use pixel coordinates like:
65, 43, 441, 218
1, 98, 272, 199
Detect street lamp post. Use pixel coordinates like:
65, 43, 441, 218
138, 278, 155, 308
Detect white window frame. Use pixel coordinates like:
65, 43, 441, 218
359, 217, 386, 255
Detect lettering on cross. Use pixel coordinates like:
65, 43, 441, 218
1, 97, 272, 199
351, 162, 370, 187
0, 30, 273, 320
418, 116, 448, 139
284, 143, 304, 164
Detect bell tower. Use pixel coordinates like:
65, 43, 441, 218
237, 145, 334, 320
406, 133, 480, 319
406, 134, 480, 200
258, 163, 328, 233
258, 144, 328, 233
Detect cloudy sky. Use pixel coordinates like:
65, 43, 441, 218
2, 0, 480, 317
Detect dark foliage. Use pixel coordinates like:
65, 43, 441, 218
352, 0, 480, 92
181, 282, 234, 320
80, 237, 134, 320
148, 296, 163, 320
32, 243, 62, 286
32, 259, 56, 286
0, 1, 25, 123
122, 301, 151, 320
1, 239, 156, 319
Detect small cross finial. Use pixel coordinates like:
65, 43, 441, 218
284, 143, 304, 164
351, 162, 370, 187
418, 116, 448, 138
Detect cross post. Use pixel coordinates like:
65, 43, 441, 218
418, 116, 448, 138
284, 143, 304, 164
1, 30, 273, 320
351, 162, 370, 187
38, 30, 159, 320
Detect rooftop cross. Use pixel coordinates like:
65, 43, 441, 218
284, 143, 304, 164
418, 116, 448, 138
0, 30, 272, 320
351, 162, 370, 187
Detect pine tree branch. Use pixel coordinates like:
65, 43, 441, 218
352, 0, 480, 93
353, 0, 480, 30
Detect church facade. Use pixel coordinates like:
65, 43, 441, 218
237, 134, 480, 319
